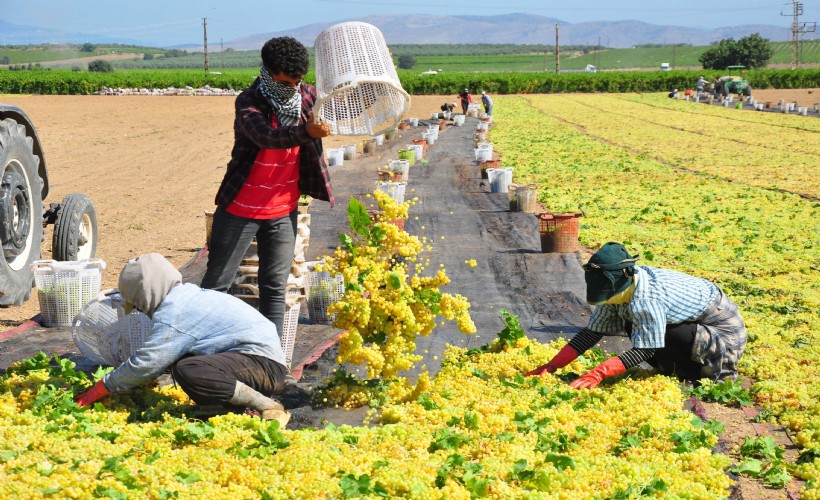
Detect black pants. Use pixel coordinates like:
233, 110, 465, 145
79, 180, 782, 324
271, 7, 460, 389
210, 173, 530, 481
171, 352, 288, 406
646, 322, 703, 382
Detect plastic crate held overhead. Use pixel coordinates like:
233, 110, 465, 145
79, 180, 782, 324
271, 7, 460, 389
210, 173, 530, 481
313, 22, 411, 136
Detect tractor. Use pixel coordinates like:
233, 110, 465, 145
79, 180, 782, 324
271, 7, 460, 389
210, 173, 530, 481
0, 104, 98, 306
709, 75, 752, 99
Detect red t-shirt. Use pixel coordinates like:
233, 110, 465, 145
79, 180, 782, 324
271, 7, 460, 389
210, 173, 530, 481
227, 115, 301, 219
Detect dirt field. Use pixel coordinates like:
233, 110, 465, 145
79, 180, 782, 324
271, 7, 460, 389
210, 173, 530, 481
0, 89, 816, 327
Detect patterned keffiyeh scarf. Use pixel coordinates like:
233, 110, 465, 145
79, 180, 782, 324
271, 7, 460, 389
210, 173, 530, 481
258, 66, 302, 127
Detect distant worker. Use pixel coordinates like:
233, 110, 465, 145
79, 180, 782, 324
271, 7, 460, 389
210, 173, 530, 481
458, 89, 473, 114
668, 88, 679, 98
440, 102, 456, 113
696, 76, 708, 93
480, 91, 493, 116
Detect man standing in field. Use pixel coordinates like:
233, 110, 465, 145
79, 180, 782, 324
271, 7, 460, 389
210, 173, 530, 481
525, 242, 747, 388
480, 91, 493, 116
457, 88, 473, 114
202, 37, 335, 338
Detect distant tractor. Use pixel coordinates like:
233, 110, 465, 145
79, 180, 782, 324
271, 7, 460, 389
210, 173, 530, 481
709, 75, 752, 99
0, 104, 98, 306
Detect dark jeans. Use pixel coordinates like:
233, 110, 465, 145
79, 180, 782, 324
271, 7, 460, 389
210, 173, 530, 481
201, 206, 297, 337
646, 322, 703, 382
171, 352, 287, 406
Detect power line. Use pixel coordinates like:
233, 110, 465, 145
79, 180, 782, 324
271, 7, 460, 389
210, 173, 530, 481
782, 1, 816, 68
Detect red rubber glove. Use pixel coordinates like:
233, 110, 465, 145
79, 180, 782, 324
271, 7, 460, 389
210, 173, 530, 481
525, 344, 579, 376
75, 380, 111, 407
569, 356, 626, 389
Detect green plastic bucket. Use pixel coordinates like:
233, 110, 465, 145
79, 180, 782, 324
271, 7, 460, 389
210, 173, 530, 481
397, 149, 416, 166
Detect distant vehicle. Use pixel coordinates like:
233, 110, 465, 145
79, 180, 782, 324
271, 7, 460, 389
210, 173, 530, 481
420, 70, 438, 75
660, 63, 671, 71
585, 64, 597, 73
726, 65, 746, 71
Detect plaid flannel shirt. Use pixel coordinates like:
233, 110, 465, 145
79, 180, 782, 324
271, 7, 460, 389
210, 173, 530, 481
214, 78, 335, 209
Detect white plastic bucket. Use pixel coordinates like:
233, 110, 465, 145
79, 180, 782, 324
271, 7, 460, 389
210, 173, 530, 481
431, 112, 440, 120
476, 122, 489, 131
407, 144, 424, 161
376, 181, 406, 203
423, 132, 436, 145
342, 144, 357, 160
477, 142, 493, 155
487, 168, 513, 193
474, 148, 493, 162
326, 147, 345, 166
373, 134, 385, 146
388, 159, 410, 178
409, 117, 419, 127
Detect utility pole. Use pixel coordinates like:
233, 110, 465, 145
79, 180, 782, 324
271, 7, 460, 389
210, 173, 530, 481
203, 17, 210, 75
597, 36, 601, 69
782, 1, 817, 68
555, 23, 560, 74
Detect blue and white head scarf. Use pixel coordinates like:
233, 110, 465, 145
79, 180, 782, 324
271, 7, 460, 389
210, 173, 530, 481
258, 65, 302, 127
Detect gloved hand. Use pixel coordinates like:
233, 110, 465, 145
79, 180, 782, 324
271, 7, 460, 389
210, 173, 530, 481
524, 344, 579, 376
75, 380, 111, 407
569, 356, 626, 389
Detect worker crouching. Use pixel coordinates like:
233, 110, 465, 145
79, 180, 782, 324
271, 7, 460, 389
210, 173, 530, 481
75, 253, 291, 427
526, 242, 747, 388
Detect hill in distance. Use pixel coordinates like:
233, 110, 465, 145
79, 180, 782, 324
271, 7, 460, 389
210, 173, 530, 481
223, 13, 790, 51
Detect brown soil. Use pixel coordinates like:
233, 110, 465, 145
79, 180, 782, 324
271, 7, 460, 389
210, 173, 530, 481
0, 88, 816, 329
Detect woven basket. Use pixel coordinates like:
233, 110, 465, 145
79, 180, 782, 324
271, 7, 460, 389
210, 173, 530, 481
313, 22, 411, 136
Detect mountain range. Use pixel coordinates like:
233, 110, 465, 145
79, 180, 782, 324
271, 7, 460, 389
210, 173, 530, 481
0, 14, 791, 50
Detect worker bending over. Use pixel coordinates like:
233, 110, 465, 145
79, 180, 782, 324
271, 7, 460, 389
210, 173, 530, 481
526, 242, 747, 389
76, 253, 291, 427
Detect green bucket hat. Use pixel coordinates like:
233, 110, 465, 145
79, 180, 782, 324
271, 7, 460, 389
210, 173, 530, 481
583, 242, 639, 304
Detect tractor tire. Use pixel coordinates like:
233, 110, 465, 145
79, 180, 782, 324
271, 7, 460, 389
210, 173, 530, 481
743, 85, 752, 97
52, 193, 97, 262
0, 118, 44, 306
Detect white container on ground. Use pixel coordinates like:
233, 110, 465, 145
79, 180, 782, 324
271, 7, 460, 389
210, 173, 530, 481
410, 144, 424, 161
423, 131, 437, 145
453, 114, 466, 126
487, 168, 513, 194
476, 121, 489, 131
431, 112, 440, 120
373, 134, 385, 146
388, 159, 410, 179
409, 117, 419, 127
304, 262, 345, 325
33, 259, 107, 327
342, 144, 357, 160
474, 148, 493, 162
326, 147, 345, 166
376, 181, 407, 203
477, 142, 493, 155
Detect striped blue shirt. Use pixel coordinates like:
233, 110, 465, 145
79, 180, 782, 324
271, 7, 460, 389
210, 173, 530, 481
587, 266, 718, 349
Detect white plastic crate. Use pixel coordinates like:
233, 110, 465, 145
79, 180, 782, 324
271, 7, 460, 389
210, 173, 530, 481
72, 290, 152, 366
304, 262, 344, 325
32, 259, 106, 327
282, 286, 303, 367
313, 22, 411, 136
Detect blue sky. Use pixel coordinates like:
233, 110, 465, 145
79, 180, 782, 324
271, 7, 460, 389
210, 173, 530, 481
0, 0, 809, 46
